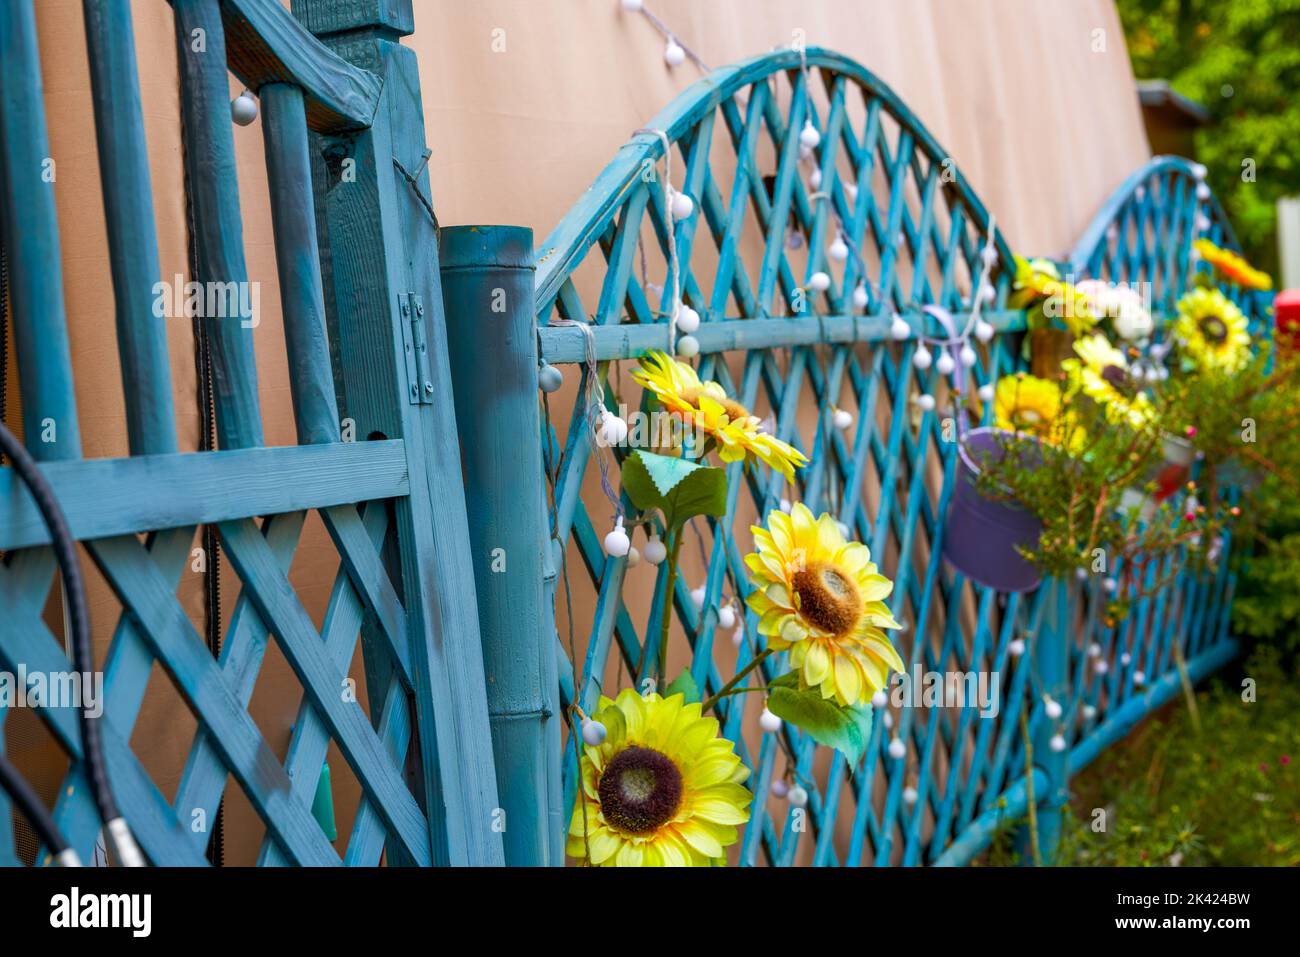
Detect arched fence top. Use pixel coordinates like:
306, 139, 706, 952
1065, 154, 1261, 320
534, 45, 1016, 325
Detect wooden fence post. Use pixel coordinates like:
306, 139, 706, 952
441, 225, 562, 866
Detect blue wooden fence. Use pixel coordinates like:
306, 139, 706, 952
519, 48, 1260, 867
0, 13, 1262, 867
0, 0, 503, 866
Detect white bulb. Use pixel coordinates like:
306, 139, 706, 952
643, 534, 667, 565
1095, 659, 1109, 675
597, 411, 628, 446
828, 237, 849, 261
1195, 214, 1211, 232
809, 168, 822, 190
1196, 182, 1210, 201
960, 344, 978, 368
1134, 186, 1145, 202
915, 393, 936, 412
799, 122, 820, 149
759, 708, 783, 733
675, 303, 700, 333
231, 91, 258, 126
888, 737, 907, 760
936, 352, 955, 376
1009, 639, 1026, 658
1076, 566, 1090, 581
1088, 642, 1102, 658
902, 786, 918, 806
690, 586, 707, 611
770, 778, 790, 799
832, 408, 853, 430
871, 689, 887, 708
620, 0, 643, 10
671, 191, 694, 221
626, 546, 640, 568
1049, 734, 1067, 753
974, 320, 995, 343
538, 363, 564, 393
1103, 577, 1117, 594
852, 283, 869, 309
883, 712, 893, 729
977, 383, 995, 402
1133, 671, 1146, 686
1192, 162, 1207, 180
1044, 697, 1062, 720
808, 271, 831, 292
788, 785, 808, 808
730, 624, 744, 647
1082, 704, 1097, 720
980, 244, 998, 268
718, 605, 737, 630
891, 316, 912, 341
1120, 652, 1131, 666
604, 517, 630, 557
779, 498, 792, 514
979, 283, 996, 304
912, 345, 932, 370
798, 144, 812, 161
582, 719, 607, 747
664, 39, 686, 67
676, 334, 699, 357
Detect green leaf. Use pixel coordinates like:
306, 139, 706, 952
665, 668, 701, 704
621, 450, 728, 530
767, 679, 874, 766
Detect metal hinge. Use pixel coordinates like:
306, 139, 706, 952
399, 292, 435, 404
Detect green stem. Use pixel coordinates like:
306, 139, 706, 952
657, 528, 685, 687
1020, 711, 1043, 868
701, 648, 775, 713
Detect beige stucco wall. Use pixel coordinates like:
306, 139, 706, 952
15, 0, 1150, 865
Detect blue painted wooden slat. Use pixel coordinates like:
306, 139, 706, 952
261, 81, 341, 445
82, 0, 177, 455
0, 0, 82, 460
0, 440, 409, 551
173, 0, 263, 450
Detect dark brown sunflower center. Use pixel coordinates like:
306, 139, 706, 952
1199, 315, 1229, 344
1101, 363, 1136, 396
792, 563, 863, 635
598, 746, 683, 834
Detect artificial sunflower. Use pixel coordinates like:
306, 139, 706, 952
1062, 333, 1154, 429
1194, 239, 1272, 291
632, 351, 808, 480
567, 689, 751, 867
993, 373, 1083, 449
1009, 255, 1097, 337
744, 503, 903, 707
1174, 287, 1251, 373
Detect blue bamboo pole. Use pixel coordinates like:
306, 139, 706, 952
1021, 577, 1070, 864
441, 225, 561, 866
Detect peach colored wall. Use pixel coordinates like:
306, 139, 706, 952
18, 0, 1149, 864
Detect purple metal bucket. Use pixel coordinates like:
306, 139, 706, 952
943, 427, 1043, 592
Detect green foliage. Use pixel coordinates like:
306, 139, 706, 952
1231, 475, 1300, 651
1116, 0, 1300, 271
765, 672, 874, 766
1060, 648, 1300, 866
664, 667, 701, 704
621, 449, 727, 531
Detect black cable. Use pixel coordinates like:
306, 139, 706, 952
0, 422, 140, 865
0, 752, 76, 865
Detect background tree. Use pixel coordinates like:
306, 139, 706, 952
1117, 0, 1300, 272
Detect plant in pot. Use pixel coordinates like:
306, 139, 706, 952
946, 335, 1224, 608
1008, 256, 1099, 378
